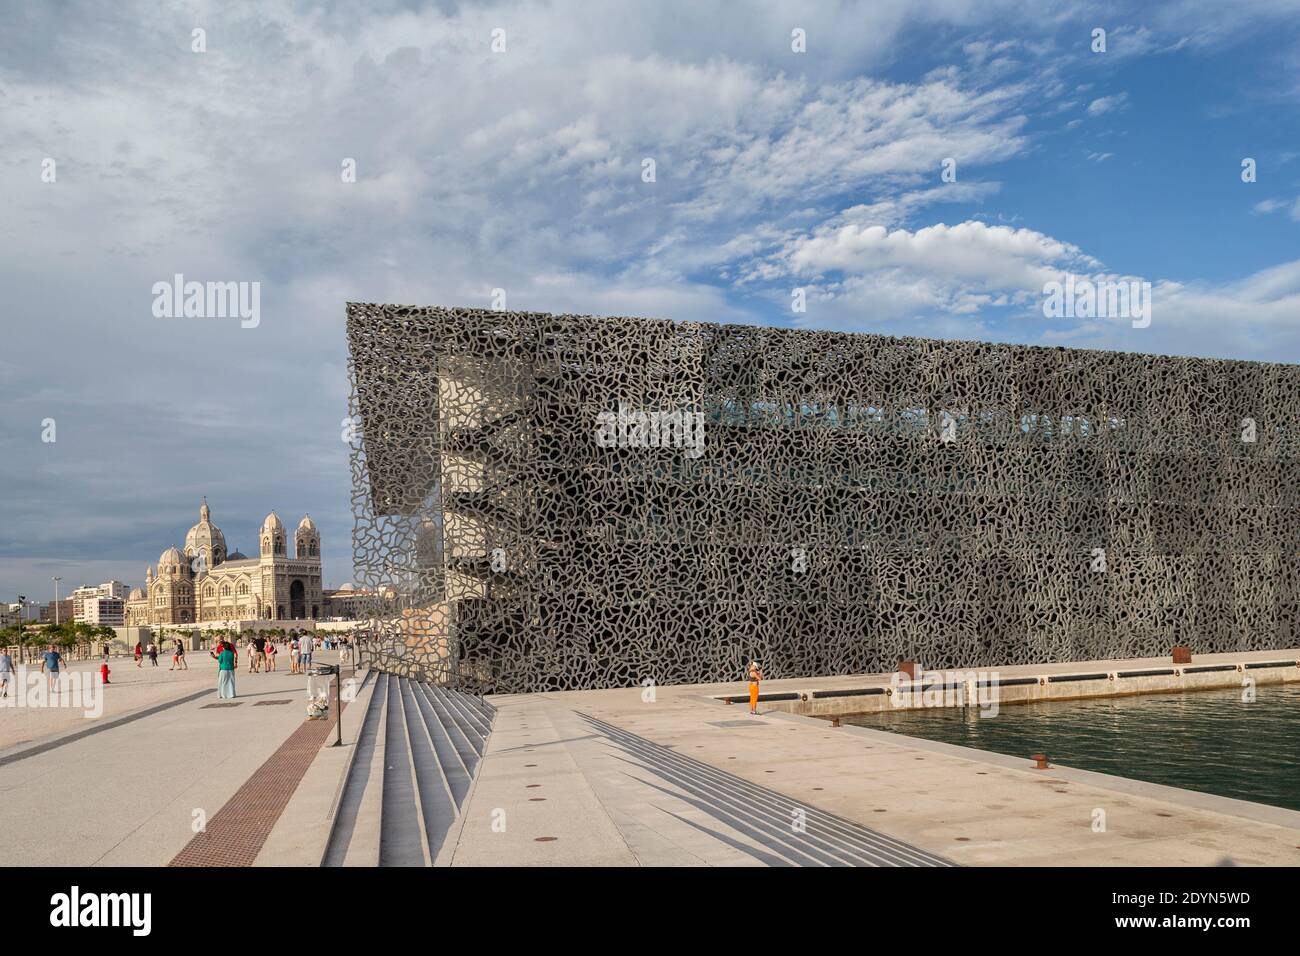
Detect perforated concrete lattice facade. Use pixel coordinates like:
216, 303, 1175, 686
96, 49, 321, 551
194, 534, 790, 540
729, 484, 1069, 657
347, 303, 1300, 693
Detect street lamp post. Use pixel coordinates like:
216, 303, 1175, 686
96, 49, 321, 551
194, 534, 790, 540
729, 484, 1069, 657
52, 576, 62, 626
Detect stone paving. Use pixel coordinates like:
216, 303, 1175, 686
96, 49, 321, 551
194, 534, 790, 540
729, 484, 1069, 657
170, 693, 352, 866
445, 650, 1300, 866
0, 649, 354, 866
6, 647, 1300, 867
0, 651, 221, 752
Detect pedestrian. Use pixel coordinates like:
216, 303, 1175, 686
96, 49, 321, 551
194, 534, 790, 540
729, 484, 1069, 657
172, 638, 188, 671
134, 642, 144, 667
147, 642, 159, 667
211, 640, 237, 699
289, 636, 300, 675
41, 644, 64, 693
299, 634, 314, 672
265, 639, 277, 672
0, 646, 14, 699
252, 634, 268, 672
746, 659, 763, 715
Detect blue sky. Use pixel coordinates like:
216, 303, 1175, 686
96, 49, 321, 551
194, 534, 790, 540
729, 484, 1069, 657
2, 0, 1299, 601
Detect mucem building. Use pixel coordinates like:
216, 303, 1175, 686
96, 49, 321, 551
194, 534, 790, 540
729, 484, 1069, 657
347, 303, 1300, 693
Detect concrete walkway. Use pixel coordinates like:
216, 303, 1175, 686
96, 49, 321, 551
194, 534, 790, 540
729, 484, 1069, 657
7, 647, 1300, 867
0, 651, 352, 866
445, 691, 952, 865
445, 654, 1300, 866
0, 652, 221, 752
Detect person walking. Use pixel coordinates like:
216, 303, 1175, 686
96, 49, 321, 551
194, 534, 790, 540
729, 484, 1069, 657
299, 634, 314, 673
171, 638, 188, 671
147, 642, 159, 667
265, 639, 277, 672
746, 660, 763, 715
134, 642, 144, 667
41, 644, 64, 694
0, 646, 14, 699
289, 636, 300, 675
212, 640, 237, 699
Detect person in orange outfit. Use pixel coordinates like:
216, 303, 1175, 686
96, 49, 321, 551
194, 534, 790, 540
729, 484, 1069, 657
747, 660, 763, 715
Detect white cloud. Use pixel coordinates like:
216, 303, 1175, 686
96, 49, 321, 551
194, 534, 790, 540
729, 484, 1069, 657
1087, 92, 1129, 115
783, 219, 1094, 288
1252, 196, 1300, 220
2, 0, 1299, 598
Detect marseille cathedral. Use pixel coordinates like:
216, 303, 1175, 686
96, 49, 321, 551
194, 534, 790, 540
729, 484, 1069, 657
124, 499, 324, 625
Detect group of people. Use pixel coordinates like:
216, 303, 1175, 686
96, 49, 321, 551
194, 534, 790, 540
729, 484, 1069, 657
0, 644, 81, 693
240, 633, 318, 674
0, 633, 352, 702
131, 639, 188, 670
208, 634, 323, 699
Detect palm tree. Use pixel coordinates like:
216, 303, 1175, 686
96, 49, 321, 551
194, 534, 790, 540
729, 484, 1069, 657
68, 621, 93, 660
51, 622, 78, 659
94, 624, 115, 657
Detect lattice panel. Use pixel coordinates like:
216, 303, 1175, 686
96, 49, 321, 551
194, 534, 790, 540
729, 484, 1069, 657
347, 303, 1300, 692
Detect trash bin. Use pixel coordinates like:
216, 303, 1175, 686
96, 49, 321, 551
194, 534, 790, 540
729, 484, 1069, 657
306, 662, 339, 711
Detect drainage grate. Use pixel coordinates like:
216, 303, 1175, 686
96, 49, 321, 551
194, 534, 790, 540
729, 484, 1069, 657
707, 720, 766, 728
201, 702, 243, 709
254, 699, 293, 706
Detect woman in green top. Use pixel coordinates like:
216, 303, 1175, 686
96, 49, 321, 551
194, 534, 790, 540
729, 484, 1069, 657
212, 641, 237, 699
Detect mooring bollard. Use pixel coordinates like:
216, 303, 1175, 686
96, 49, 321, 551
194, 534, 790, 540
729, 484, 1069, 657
1032, 753, 1049, 770
831, 717, 841, 728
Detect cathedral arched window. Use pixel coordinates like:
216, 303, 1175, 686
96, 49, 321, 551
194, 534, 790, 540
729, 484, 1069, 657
221, 583, 232, 597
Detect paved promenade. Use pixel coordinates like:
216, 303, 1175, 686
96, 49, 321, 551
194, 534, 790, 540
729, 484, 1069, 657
0, 650, 352, 866
445, 650, 1300, 866
0, 653, 219, 752
5, 647, 1299, 867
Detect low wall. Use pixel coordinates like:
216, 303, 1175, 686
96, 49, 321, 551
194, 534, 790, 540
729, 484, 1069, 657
717, 654, 1300, 717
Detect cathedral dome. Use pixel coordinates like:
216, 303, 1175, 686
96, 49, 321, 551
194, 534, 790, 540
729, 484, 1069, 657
227, 548, 248, 561
157, 546, 186, 575
262, 512, 285, 532
184, 498, 227, 566
298, 514, 316, 531
128, 587, 145, 601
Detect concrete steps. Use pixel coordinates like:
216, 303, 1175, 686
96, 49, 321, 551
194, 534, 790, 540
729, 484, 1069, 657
323, 673, 495, 866
580, 712, 954, 867
322, 671, 385, 867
